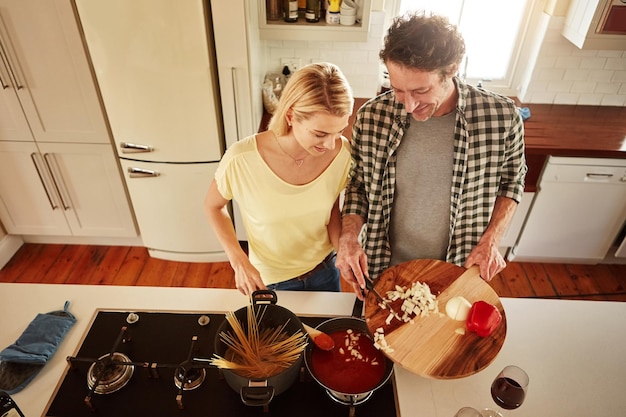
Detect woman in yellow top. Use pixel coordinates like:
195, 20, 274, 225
204, 62, 354, 296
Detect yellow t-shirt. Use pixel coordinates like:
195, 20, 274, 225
215, 134, 352, 285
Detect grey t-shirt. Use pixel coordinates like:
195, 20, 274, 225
389, 111, 455, 266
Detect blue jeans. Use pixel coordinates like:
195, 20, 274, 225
266, 253, 341, 292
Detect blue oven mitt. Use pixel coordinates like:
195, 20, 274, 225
0, 301, 76, 394
518, 106, 531, 120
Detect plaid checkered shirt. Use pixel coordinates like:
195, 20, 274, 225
343, 77, 527, 280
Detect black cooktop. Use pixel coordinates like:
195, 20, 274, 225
44, 311, 397, 417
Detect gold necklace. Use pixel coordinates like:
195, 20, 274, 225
274, 134, 309, 167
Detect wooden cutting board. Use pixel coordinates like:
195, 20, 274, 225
364, 259, 506, 379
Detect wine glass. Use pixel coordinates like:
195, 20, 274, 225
483, 365, 529, 417
454, 406, 483, 417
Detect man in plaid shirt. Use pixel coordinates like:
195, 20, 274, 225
337, 12, 527, 297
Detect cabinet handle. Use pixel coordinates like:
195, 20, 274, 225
585, 173, 614, 181
120, 142, 154, 153
0, 15, 24, 90
230, 67, 241, 139
128, 167, 160, 178
30, 153, 58, 210
0, 70, 7, 89
0, 42, 13, 89
43, 153, 71, 210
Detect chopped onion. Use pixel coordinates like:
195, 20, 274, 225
372, 281, 438, 353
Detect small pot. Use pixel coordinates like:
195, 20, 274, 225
304, 317, 394, 406
214, 290, 305, 407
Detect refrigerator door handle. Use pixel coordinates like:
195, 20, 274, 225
128, 167, 160, 178
120, 142, 154, 153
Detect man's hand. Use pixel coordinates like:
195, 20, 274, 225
336, 215, 369, 299
465, 196, 517, 281
464, 240, 506, 281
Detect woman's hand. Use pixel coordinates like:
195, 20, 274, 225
231, 258, 267, 296
204, 179, 266, 296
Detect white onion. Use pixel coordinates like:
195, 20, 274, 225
445, 296, 472, 321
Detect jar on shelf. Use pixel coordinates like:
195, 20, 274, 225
266, 0, 282, 21
326, 0, 341, 24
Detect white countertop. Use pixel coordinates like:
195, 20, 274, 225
1, 283, 625, 416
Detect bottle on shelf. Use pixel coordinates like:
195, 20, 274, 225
284, 0, 299, 22
306, 0, 321, 23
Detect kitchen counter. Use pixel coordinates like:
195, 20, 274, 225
520, 103, 626, 191
1, 283, 625, 416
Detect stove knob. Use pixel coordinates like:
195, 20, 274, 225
126, 312, 139, 324
198, 315, 210, 326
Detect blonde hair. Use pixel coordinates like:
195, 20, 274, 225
268, 62, 354, 136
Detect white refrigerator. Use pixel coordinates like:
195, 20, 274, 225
75, 0, 257, 261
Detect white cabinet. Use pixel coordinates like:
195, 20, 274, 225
0, 0, 108, 143
255, 0, 372, 42
0, 142, 136, 237
0, 0, 136, 239
0, 142, 69, 235
210, 0, 258, 149
212, 0, 263, 241
562, 0, 626, 50
500, 191, 535, 249
510, 157, 626, 263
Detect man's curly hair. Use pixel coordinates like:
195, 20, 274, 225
379, 11, 466, 80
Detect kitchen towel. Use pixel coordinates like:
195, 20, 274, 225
0, 301, 76, 394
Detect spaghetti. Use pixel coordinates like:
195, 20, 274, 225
210, 303, 307, 378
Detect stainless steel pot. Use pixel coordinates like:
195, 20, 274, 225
214, 290, 305, 407
304, 317, 394, 406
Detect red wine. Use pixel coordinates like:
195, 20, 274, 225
491, 376, 526, 410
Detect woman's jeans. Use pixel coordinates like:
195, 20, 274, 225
266, 253, 341, 292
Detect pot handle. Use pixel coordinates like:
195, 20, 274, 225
251, 290, 278, 306
351, 294, 365, 318
240, 385, 275, 407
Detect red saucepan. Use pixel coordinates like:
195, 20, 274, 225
303, 316, 394, 406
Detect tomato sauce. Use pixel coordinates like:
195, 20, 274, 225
310, 329, 386, 394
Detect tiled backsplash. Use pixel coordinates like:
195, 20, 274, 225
264, 13, 625, 106
265, 11, 386, 99
523, 16, 626, 106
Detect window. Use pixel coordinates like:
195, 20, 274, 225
395, 0, 534, 92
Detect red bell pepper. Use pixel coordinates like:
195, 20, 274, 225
466, 301, 502, 337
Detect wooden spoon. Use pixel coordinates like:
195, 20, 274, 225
302, 323, 335, 351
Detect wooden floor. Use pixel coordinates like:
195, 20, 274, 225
1, 243, 626, 302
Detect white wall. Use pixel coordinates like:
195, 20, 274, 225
259, 8, 626, 106
522, 15, 626, 106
